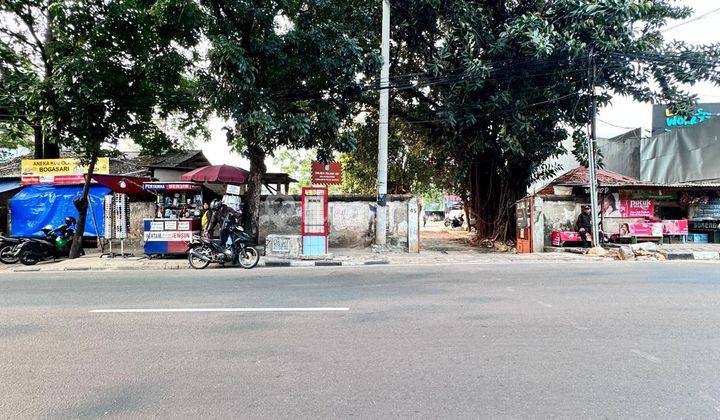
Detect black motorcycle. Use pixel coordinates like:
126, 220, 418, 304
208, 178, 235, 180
15, 221, 80, 266
0, 236, 25, 264
187, 224, 260, 270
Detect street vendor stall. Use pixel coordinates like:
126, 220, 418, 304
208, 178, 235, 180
142, 181, 204, 255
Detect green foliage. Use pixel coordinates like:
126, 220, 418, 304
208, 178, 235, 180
45, 0, 203, 161
272, 148, 313, 193
198, 0, 381, 159
371, 0, 720, 238
340, 116, 439, 195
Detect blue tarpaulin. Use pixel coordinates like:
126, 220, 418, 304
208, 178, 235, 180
10, 184, 109, 237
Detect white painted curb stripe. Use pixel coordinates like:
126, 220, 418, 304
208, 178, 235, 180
90, 307, 350, 313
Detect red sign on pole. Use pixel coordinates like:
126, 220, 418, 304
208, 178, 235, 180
311, 161, 342, 185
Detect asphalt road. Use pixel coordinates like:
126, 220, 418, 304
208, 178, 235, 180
1, 261, 720, 419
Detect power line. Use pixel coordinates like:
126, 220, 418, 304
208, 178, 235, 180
662, 7, 720, 32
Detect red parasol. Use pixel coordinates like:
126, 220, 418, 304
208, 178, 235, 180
180, 165, 250, 184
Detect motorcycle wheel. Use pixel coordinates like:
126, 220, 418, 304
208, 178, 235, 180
188, 248, 210, 269
19, 251, 39, 266
238, 246, 260, 269
0, 245, 18, 264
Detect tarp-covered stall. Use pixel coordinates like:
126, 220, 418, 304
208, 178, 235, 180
9, 184, 110, 237
641, 117, 720, 183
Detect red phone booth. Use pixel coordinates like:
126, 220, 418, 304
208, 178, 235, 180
301, 186, 329, 255
516, 197, 533, 253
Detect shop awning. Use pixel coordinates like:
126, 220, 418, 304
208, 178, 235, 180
0, 178, 21, 193
91, 174, 155, 197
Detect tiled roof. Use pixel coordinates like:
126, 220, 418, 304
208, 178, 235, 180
536, 166, 641, 195
0, 150, 208, 178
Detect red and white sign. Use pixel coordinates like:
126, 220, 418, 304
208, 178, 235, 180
311, 161, 342, 185
621, 199, 654, 218
662, 220, 689, 235
603, 194, 655, 218
629, 222, 663, 237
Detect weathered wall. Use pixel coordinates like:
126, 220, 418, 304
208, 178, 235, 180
258, 195, 412, 249
540, 196, 586, 247
127, 202, 155, 248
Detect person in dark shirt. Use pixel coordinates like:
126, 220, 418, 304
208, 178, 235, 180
575, 205, 593, 248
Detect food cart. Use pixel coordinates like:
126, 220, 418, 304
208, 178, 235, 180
142, 182, 204, 255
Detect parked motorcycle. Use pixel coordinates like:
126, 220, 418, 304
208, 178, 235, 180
444, 213, 465, 228
15, 218, 81, 266
187, 224, 260, 270
0, 236, 25, 264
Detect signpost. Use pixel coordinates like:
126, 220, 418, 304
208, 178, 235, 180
311, 161, 342, 185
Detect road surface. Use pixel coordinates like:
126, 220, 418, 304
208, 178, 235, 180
1, 261, 719, 418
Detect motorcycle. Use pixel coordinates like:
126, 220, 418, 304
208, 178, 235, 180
187, 224, 260, 270
444, 213, 465, 228
0, 236, 26, 264
15, 221, 81, 266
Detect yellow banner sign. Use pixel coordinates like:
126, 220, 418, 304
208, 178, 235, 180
20, 158, 110, 176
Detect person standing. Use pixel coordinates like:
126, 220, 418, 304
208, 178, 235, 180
575, 205, 593, 248
201, 202, 213, 238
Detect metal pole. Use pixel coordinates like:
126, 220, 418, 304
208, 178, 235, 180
588, 51, 600, 246
376, 0, 390, 246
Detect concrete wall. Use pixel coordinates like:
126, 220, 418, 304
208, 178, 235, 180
258, 195, 412, 249
538, 196, 586, 247
126, 202, 155, 248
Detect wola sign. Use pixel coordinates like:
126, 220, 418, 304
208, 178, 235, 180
311, 161, 342, 185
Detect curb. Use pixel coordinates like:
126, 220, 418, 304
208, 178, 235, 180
11, 258, 394, 273
664, 251, 720, 261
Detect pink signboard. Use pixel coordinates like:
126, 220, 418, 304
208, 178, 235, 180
621, 199, 654, 218
629, 222, 663, 237
602, 194, 654, 218
662, 220, 689, 235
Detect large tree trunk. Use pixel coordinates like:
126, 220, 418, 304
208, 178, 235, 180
469, 159, 525, 242
44, 141, 60, 159
242, 144, 266, 242
33, 125, 43, 159
69, 148, 100, 259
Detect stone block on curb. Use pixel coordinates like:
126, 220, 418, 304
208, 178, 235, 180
692, 251, 720, 261
618, 246, 635, 260
364, 260, 390, 265
665, 252, 694, 261
314, 261, 342, 266
264, 260, 291, 267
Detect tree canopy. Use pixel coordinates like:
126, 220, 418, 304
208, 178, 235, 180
197, 0, 381, 238
342, 0, 720, 239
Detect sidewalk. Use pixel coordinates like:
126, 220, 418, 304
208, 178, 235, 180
4, 247, 603, 273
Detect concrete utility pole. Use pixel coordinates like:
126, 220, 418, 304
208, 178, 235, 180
588, 50, 601, 247
376, 0, 390, 246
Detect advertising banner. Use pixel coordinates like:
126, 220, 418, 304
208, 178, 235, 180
21, 158, 110, 185
662, 220, 689, 235
603, 193, 654, 218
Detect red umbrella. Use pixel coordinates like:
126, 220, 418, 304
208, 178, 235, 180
180, 165, 250, 184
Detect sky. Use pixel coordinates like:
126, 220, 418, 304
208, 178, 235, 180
596, 0, 720, 138
199, 0, 720, 172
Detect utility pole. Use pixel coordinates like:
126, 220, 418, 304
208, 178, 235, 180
375, 0, 390, 246
588, 50, 600, 247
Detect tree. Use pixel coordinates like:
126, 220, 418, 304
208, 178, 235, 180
198, 0, 380, 240
340, 115, 438, 195
42, 0, 203, 258
0, 0, 61, 158
376, 0, 720, 240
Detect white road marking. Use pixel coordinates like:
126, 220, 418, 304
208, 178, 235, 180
537, 301, 553, 308
90, 307, 350, 313
630, 349, 662, 364
569, 320, 589, 331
